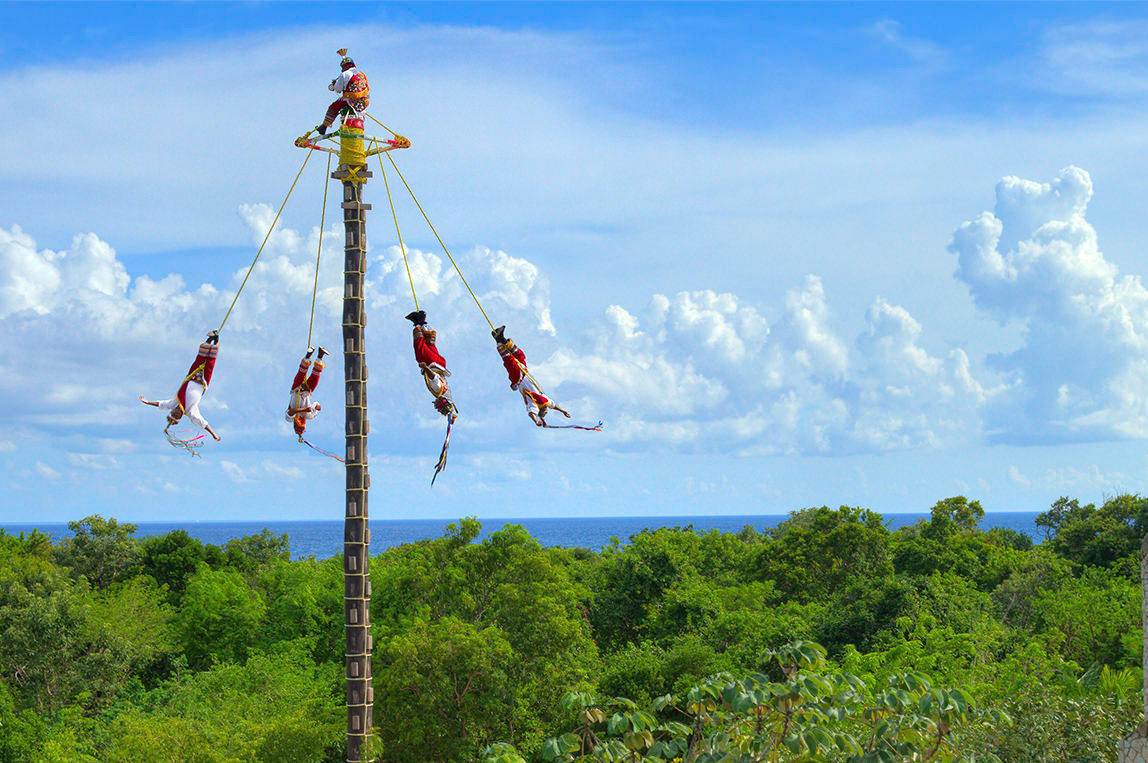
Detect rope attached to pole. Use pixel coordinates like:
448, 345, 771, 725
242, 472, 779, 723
374, 139, 418, 310
510, 353, 547, 397
379, 147, 548, 393
307, 152, 333, 348
365, 112, 399, 139
218, 150, 314, 332
362, 114, 586, 432
384, 153, 496, 331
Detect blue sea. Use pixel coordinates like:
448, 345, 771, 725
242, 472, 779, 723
2, 513, 1043, 560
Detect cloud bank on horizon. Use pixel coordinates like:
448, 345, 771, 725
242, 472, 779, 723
1, 166, 1143, 477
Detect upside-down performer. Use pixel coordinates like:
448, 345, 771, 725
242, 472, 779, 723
407, 310, 457, 484
287, 347, 327, 439
407, 310, 457, 418
316, 48, 370, 135
491, 326, 572, 428
139, 332, 222, 442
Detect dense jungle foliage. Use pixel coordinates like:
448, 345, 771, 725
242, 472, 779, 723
0, 494, 1143, 761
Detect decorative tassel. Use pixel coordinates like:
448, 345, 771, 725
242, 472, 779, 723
300, 437, 345, 462
165, 428, 206, 456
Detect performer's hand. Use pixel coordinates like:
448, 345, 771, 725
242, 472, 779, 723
212, 432, 221, 442
563, 410, 572, 418
138, 395, 146, 403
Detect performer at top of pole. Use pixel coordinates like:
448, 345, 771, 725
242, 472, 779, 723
317, 49, 370, 136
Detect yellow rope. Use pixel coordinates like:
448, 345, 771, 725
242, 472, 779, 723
384, 153, 495, 330
364, 112, 398, 139
506, 344, 546, 396
370, 126, 547, 395
375, 139, 418, 310
381, 151, 550, 393
342, 165, 367, 185
307, 152, 333, 348
218, 150, 313, 332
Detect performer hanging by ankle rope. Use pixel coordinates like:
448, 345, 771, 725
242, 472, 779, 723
139, 331, 222, 442
491, 326, 571, 428
407, 310, 457, 418
287, 346, 327, 439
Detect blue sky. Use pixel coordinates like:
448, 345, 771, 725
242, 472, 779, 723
5, 2, 1148, 524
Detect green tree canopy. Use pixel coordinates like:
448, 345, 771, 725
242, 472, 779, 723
755, 506, 893, 602
173, 565, 266, 669
54, 515, 141, 590
1037, 493, 1148, 567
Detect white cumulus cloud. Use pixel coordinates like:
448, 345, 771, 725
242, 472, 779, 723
3, 209, 985, 464
543, 277, 985, 454
949, 166, 1148, 441
0, 208, 561, 463
11, 163, 1148, 469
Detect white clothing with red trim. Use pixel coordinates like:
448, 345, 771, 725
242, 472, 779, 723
519, 377, 553, 417
424, 372, 448, 399
330, 67, 360, 94
158, 382, 209, 430
286, 388, 318, 423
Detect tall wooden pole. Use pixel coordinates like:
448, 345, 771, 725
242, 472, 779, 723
336, 119, 374, 762
1118, 534, 1148, 761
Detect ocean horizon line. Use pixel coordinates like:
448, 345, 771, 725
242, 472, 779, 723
3, 510, 1044, 525
2, 511, 1045, 560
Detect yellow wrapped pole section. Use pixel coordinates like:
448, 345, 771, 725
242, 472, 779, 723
339, 117, 367, 167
